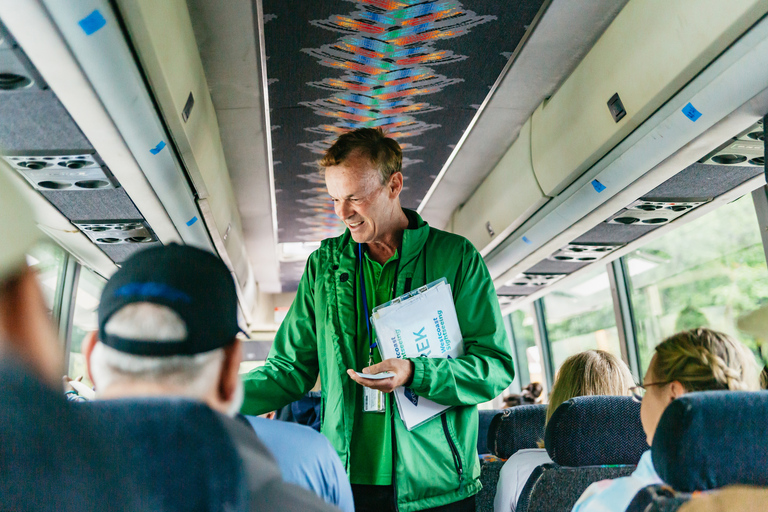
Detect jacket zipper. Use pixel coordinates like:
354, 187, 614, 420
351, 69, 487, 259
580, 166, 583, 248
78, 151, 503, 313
441, 414, 464, 493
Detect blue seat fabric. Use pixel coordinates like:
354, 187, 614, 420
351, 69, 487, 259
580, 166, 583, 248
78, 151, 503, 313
87, 398, 248, 511
0, 359, 141, 511
516, 396, 648, 512
488, 404, 547, 458
478, 409, 502, 455
545, 395, 648, 467
652, 391, 768, 492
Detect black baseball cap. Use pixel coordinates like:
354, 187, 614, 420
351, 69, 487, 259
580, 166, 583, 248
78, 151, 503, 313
98, 244, 240, 356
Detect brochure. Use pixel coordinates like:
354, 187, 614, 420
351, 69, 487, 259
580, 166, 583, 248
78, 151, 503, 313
371, 278, 464, 430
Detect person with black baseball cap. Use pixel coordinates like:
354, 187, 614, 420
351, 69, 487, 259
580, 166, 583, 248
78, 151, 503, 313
81, 243, 340, 512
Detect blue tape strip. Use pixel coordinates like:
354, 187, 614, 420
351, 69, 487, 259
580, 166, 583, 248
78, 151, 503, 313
682, 103, 702, 122
150, 141, 166, 155
186, 216, 198, 227
592, 180, 607, 193
522, 236, 532, 244
78, 10, 106, 36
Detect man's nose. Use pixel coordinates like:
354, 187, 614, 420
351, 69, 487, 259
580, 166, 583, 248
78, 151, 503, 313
335, 200, 351, 220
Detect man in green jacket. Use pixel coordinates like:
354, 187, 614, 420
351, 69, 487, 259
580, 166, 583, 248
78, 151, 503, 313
242, 128, 514, 511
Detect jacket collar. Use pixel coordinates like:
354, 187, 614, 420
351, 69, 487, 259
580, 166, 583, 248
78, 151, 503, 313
335, 208, 429, 264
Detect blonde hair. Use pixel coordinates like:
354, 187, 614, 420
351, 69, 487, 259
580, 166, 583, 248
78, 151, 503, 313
651, 328, 760, 392
536, 350, 633, 447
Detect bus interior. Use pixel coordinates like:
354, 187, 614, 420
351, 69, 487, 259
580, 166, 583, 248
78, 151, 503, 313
1, 0, 768, 509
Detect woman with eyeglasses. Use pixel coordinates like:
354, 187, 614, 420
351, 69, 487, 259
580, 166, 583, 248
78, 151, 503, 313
494, 350, 633, 512
572, 327, 760, 512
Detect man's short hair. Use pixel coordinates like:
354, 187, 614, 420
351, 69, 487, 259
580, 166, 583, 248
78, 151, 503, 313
319, 128, 402, 184
91, 302, 225, 397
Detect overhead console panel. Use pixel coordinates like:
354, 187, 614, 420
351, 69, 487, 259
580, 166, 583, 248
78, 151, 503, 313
452, 119, 547, 251
530, 0, 768, 197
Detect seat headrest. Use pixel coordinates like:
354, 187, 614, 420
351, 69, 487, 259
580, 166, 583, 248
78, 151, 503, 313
652, 391, 768, 492
489, 404, 547, 458
478, 409, 501, 454
545, 396, 648, 466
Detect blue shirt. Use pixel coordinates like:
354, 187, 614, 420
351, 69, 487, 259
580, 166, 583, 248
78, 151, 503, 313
571, 450, 664, 512
244, 415, 354, 512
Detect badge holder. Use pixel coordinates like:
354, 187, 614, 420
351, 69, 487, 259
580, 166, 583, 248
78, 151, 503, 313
360, 243, 386, 413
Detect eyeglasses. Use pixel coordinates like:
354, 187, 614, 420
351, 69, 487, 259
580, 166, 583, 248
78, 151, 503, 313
629, 381, 672, 403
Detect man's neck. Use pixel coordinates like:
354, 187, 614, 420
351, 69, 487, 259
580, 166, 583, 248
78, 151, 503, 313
366, 209, 409, 265
97, 382, 227, 414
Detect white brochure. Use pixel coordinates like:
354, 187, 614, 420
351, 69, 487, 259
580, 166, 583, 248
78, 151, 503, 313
371, 278, 464, 430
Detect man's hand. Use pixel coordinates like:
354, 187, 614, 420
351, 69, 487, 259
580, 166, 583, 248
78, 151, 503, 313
347, 358, 414, 393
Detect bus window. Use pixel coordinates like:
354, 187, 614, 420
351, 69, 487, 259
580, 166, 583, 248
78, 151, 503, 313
68, 268, 105, 386
509, 308, 539, 389
626, 194, 768, 374
26, 242, 66, 316
542, 266, 623, 372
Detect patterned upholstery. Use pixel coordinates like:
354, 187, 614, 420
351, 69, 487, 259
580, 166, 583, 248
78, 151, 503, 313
517, 464, 636, 512
515, 396, 648, 512
488, 404, 547, 458
652, 391, 768, 492
476, 458, 505, 512
545, 396, 648, 466
478, 409, 502, 455
87, 398, 248, 511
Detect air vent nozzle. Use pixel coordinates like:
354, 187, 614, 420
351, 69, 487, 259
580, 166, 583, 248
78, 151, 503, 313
504, 273, 566, 288
74, 221, 155, 245
2, 154, 116, 191
547, 243, 622, 262
704, 138, 763, 167
609, 199, 707, 226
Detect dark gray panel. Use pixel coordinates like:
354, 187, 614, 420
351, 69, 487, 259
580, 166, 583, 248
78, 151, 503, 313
643, 163, 763, 200
279, 261, 306, 293
574, 222, 658, 245
42, 188, 141, 221
99, 241, 162, 264
526, 259, 590, 274
242, 341, 273, 361
0, 90, 91, 151
496, 285, 536, 296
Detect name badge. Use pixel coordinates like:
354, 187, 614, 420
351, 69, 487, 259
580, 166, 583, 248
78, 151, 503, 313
364, 387, 386, 413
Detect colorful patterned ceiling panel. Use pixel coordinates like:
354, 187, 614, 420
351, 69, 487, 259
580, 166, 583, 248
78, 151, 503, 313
263, 1, 545, 247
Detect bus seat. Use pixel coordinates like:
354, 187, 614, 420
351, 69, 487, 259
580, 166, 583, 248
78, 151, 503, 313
516, 396, 649, 512
86, 398, 249, 511
476, 405, 547, 512
489, 404, 547, 459
627, 391, 768, 512
478, 408, 502, 455
652, 391, 768, 491
0, 358, 143, 511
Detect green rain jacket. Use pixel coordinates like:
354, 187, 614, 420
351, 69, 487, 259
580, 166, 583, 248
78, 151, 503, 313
241, 209, 514, 511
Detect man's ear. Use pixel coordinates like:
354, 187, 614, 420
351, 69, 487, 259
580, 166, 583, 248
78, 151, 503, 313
81, 331, 99, 386
218, 338, 242, 402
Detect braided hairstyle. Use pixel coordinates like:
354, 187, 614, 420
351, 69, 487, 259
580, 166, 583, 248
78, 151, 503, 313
652, 328, 760, 392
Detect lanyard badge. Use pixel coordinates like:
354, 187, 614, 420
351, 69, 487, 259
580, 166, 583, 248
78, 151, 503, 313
359, 243, 386, 413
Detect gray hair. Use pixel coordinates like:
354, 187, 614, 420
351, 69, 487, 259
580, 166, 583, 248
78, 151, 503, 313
90, 303, 225, 402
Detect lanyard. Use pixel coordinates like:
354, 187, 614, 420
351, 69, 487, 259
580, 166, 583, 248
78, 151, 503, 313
358, 243, 377, 364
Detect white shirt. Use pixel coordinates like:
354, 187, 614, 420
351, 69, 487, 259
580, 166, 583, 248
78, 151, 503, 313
494, 448, 553, 512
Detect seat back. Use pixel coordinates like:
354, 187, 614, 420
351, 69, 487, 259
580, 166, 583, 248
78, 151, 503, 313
651, 391, 768, 492
517, 396, 649, 512
487, 403, 547, 458
87, 398, 249, 512
477, 408, 502, 455
0, 360, 142, 511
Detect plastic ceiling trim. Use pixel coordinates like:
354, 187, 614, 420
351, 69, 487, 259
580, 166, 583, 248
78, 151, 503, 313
38, 0, 214, 252
0, 0, 181, 246
254, 0, 279, 270
487, 13, 768, 287
500, 172, 766, 315
417, 0, 630, 230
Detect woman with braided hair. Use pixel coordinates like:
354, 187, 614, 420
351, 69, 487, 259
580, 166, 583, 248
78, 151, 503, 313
571, 328, 760, 512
